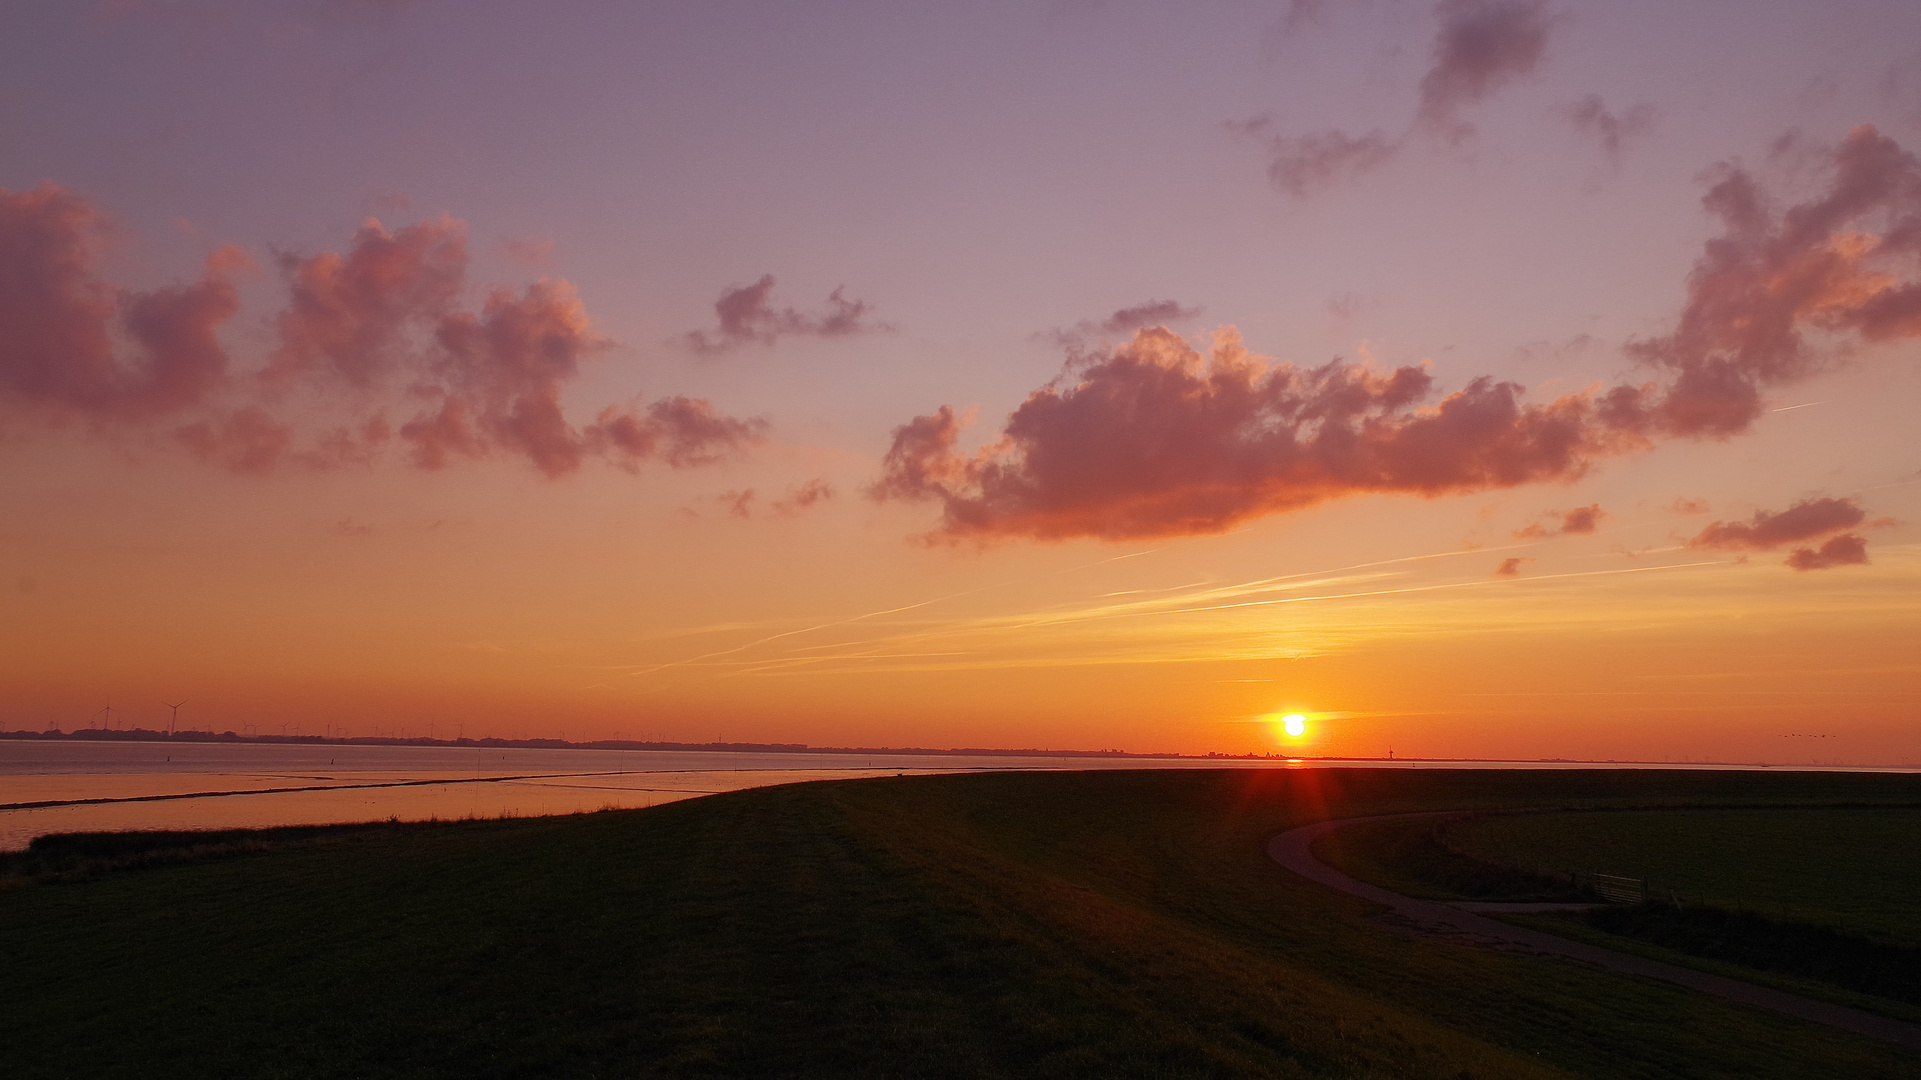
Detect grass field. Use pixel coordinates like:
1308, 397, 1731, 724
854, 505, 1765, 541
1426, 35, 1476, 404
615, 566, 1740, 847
3, 768, 1918, 1078
1449, 807, 1921, 945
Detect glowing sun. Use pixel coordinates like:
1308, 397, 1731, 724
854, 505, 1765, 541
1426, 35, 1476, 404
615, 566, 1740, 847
1281, 713, 1307, 738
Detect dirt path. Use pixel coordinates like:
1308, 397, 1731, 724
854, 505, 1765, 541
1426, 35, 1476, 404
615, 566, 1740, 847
1266, 814, 1921, 1052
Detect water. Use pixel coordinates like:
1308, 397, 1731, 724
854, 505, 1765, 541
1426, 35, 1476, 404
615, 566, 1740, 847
0, 739, 1201, 850
4, 739, 1903, 851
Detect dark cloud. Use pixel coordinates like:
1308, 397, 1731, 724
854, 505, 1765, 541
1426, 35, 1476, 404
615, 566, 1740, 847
876, 127, 1921, 543
1100, 300, 1203, 335
0, 187, 763, 478
682, 274, 889, 355
1786, 533, 1869, 571
1514, 502, 1604, 538
1494, 557, 1531, 577
1564, 95, 1656, 163
1258, 129, 1403, 199
1687, 497, 1867, 551
1244, 1, 1555, 195
1050, 299, 1205, 348
1416, 0, 1554, 144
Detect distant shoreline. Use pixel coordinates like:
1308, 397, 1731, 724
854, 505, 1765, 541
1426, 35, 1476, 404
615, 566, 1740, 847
2, 729, 1913, 771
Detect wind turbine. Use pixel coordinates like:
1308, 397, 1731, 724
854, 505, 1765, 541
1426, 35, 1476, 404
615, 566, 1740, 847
163, 701, 186, 737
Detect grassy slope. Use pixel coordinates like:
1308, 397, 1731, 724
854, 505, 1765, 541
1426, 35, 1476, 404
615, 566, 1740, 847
1, 768, 1916, 1079
1449, 807, 1921, 944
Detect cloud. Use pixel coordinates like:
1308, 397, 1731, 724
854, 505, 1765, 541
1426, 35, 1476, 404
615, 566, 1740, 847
1049, 299, 1205, 348
1670, 496, 1711, 515
872, 327, 1637, 541
682, 274, 889, 355
401, 279, 610, 477
1618, 125, 1921, 436
588, 397, 768, 471
1494, 557, 1531, 576
1256, 128, 1403, 199
0, 183, 247, 420
876, 127, 1921, 542
1513, 502, 1605, 539
1415, 0, 1553, 144
1099, 300, 1202, 335
1786, 533, 1869, 571
1564, 95, 1656, 163
1244, 0, 1555, 195
269, 215, 467, 387
772, 478, 834, 516
0, 186, 764, 478
713, 478, 834, 521
1686, 497, 1867, 551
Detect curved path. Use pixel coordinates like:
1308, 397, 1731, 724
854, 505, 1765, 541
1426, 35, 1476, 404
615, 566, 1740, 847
1267, 814, 1921, 1052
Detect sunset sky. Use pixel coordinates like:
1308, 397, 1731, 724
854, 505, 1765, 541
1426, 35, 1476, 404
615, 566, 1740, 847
3, 0, 1918, 763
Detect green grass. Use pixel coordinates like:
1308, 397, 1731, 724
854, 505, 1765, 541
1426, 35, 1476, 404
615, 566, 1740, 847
1450, 806, 1921, 945
1309, 816, 1588, 903
2, 768, 1918, 1078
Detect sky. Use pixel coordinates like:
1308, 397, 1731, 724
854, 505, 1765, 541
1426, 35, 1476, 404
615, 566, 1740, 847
2, 0, 1918, 763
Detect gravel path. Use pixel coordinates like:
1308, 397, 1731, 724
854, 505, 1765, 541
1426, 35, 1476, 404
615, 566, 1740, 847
1266, 814, 1921, 1052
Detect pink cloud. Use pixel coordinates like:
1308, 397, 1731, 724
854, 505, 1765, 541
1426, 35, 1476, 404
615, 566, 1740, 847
1618, 125, 1921, 436
1559, 503, 1604, 534
270, 215, 466, 387
589, 397, 767, 470
1494, 557, 1531, 577
0, 186, 764, 479
876, 127, 1921, 542
0, 184, 246, 420
1786, 534, 1869, 571
873, 328, 1635, 541
682, 274, 889, 355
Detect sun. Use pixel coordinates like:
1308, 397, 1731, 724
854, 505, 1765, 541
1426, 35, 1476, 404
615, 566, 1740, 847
1281, 713, 1306, 738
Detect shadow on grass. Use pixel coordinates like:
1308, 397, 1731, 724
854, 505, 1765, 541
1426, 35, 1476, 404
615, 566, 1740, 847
1, 817, 491, 890
1572, 903, 1921, 1008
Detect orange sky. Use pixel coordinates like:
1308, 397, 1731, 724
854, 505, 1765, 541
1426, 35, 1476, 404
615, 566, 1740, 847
2, 2, 1918, 763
